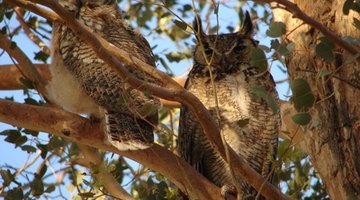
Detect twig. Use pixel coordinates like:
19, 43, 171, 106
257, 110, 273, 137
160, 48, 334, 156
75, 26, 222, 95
256, 0, 359, 55
77, 144, 134, 200
14, 7, 50, 55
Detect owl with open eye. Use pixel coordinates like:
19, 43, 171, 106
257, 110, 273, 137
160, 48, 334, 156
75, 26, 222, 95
178, 12, 280, 199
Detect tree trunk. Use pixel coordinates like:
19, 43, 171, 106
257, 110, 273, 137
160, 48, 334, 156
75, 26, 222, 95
273, 0, 360, 199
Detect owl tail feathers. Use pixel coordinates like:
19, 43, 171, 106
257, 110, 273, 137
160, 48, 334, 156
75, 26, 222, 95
104, 111, 154, 151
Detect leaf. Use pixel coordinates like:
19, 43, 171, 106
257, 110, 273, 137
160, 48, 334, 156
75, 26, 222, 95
173, 19, 188, 31
38, 164, 47, 178
24, 97, 39, 105
250, 47, 268, 72
31, 175, 44, 196
250, 85, 279, 114
79, 192, 95, 198
266, 22, 286, 37
0, 169, 14, 187
45, 185, 56, 193
271, 39, 290, 57
290, 78, 315, 111
21, 145, 37, 153
34, 51, 49, 63
315, 37, 335, 63
318, 68, 331, 77
5, 187, 23, 200
14, 136, 28, 147
292, 112, 312, 125
310, 118, 321, 129
4, 130, 21, 144
23, 129, 39, 137
37, 144, 48, 159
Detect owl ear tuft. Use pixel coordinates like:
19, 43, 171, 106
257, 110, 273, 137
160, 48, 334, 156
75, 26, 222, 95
239, 11, 253, 36
193, 15, 206, 40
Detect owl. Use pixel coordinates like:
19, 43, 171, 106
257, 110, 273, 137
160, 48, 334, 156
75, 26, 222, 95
46, 0, 160, 150
178, 12, 280, 199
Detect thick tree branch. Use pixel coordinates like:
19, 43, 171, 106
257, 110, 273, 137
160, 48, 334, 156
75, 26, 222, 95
4, 1, 289, 199
0, 99, 227, 200
255, 0, 360, 55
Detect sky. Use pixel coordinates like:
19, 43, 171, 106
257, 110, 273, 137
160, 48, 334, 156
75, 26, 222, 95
0, 1, 290, 198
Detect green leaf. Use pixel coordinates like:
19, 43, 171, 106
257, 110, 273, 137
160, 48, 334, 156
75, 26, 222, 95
173, 19, 188, 31
14, 136, 28, 147
317, 68, 331, 79
290, 78, 315, 111
315, 37, 335, 63
45, 185, 56, 193
250, 47, 268, 72
31, 175, 44, 196
0, 129, 19, 136
266, 22, 286, 37
4, 130, 21, 144
79, 192, 95, 198
38, 164, 47, 178
271, 39, 290, 57
292, 112, 312, 125
5, 187, 23, 200
0, 169, 15, 187
310, 118, 321, 129
250, 85, 279, 114
25, 97, 39, 105
23, 129, 39, 137
21, 145, 37, 153
37, 144, 48, 159
34, 51, 49, 63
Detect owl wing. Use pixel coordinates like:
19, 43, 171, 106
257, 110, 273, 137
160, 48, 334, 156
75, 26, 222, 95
178, 79, 205, 174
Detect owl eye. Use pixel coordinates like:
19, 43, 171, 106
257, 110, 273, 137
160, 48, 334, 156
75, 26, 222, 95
233, 45, 246, 52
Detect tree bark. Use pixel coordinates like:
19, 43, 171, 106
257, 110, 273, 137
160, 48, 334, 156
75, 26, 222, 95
273, 0, 360, 199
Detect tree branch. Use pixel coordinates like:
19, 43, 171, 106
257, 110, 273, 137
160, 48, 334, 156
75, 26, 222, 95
3, 0, 289, 199
77, 144, 134, 200
255, 0, 359, 55
0, 99, 228, 200
14, 7, 51, 55
0, 34, 48, 97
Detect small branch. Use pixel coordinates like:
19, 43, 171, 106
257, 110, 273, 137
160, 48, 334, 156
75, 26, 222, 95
0, 64, 49, 90
0, 34, 48, 97
257, 0, 359, 55
77, 144, 134, 200
14, 7, 51, 55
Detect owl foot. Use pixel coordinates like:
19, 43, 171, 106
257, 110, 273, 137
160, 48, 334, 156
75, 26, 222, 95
104, 111, 154, 151
221, 184, 237, 199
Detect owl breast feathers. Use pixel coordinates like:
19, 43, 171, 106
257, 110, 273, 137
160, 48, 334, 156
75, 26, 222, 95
178, 12, 280, 199
47, 0, 160, 150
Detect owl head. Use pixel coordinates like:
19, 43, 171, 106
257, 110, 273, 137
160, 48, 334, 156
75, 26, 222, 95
192, 12, 258, 74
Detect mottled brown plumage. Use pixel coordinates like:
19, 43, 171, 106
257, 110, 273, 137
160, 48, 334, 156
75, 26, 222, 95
178, 12, 280, 199
47, 0, 160, 150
